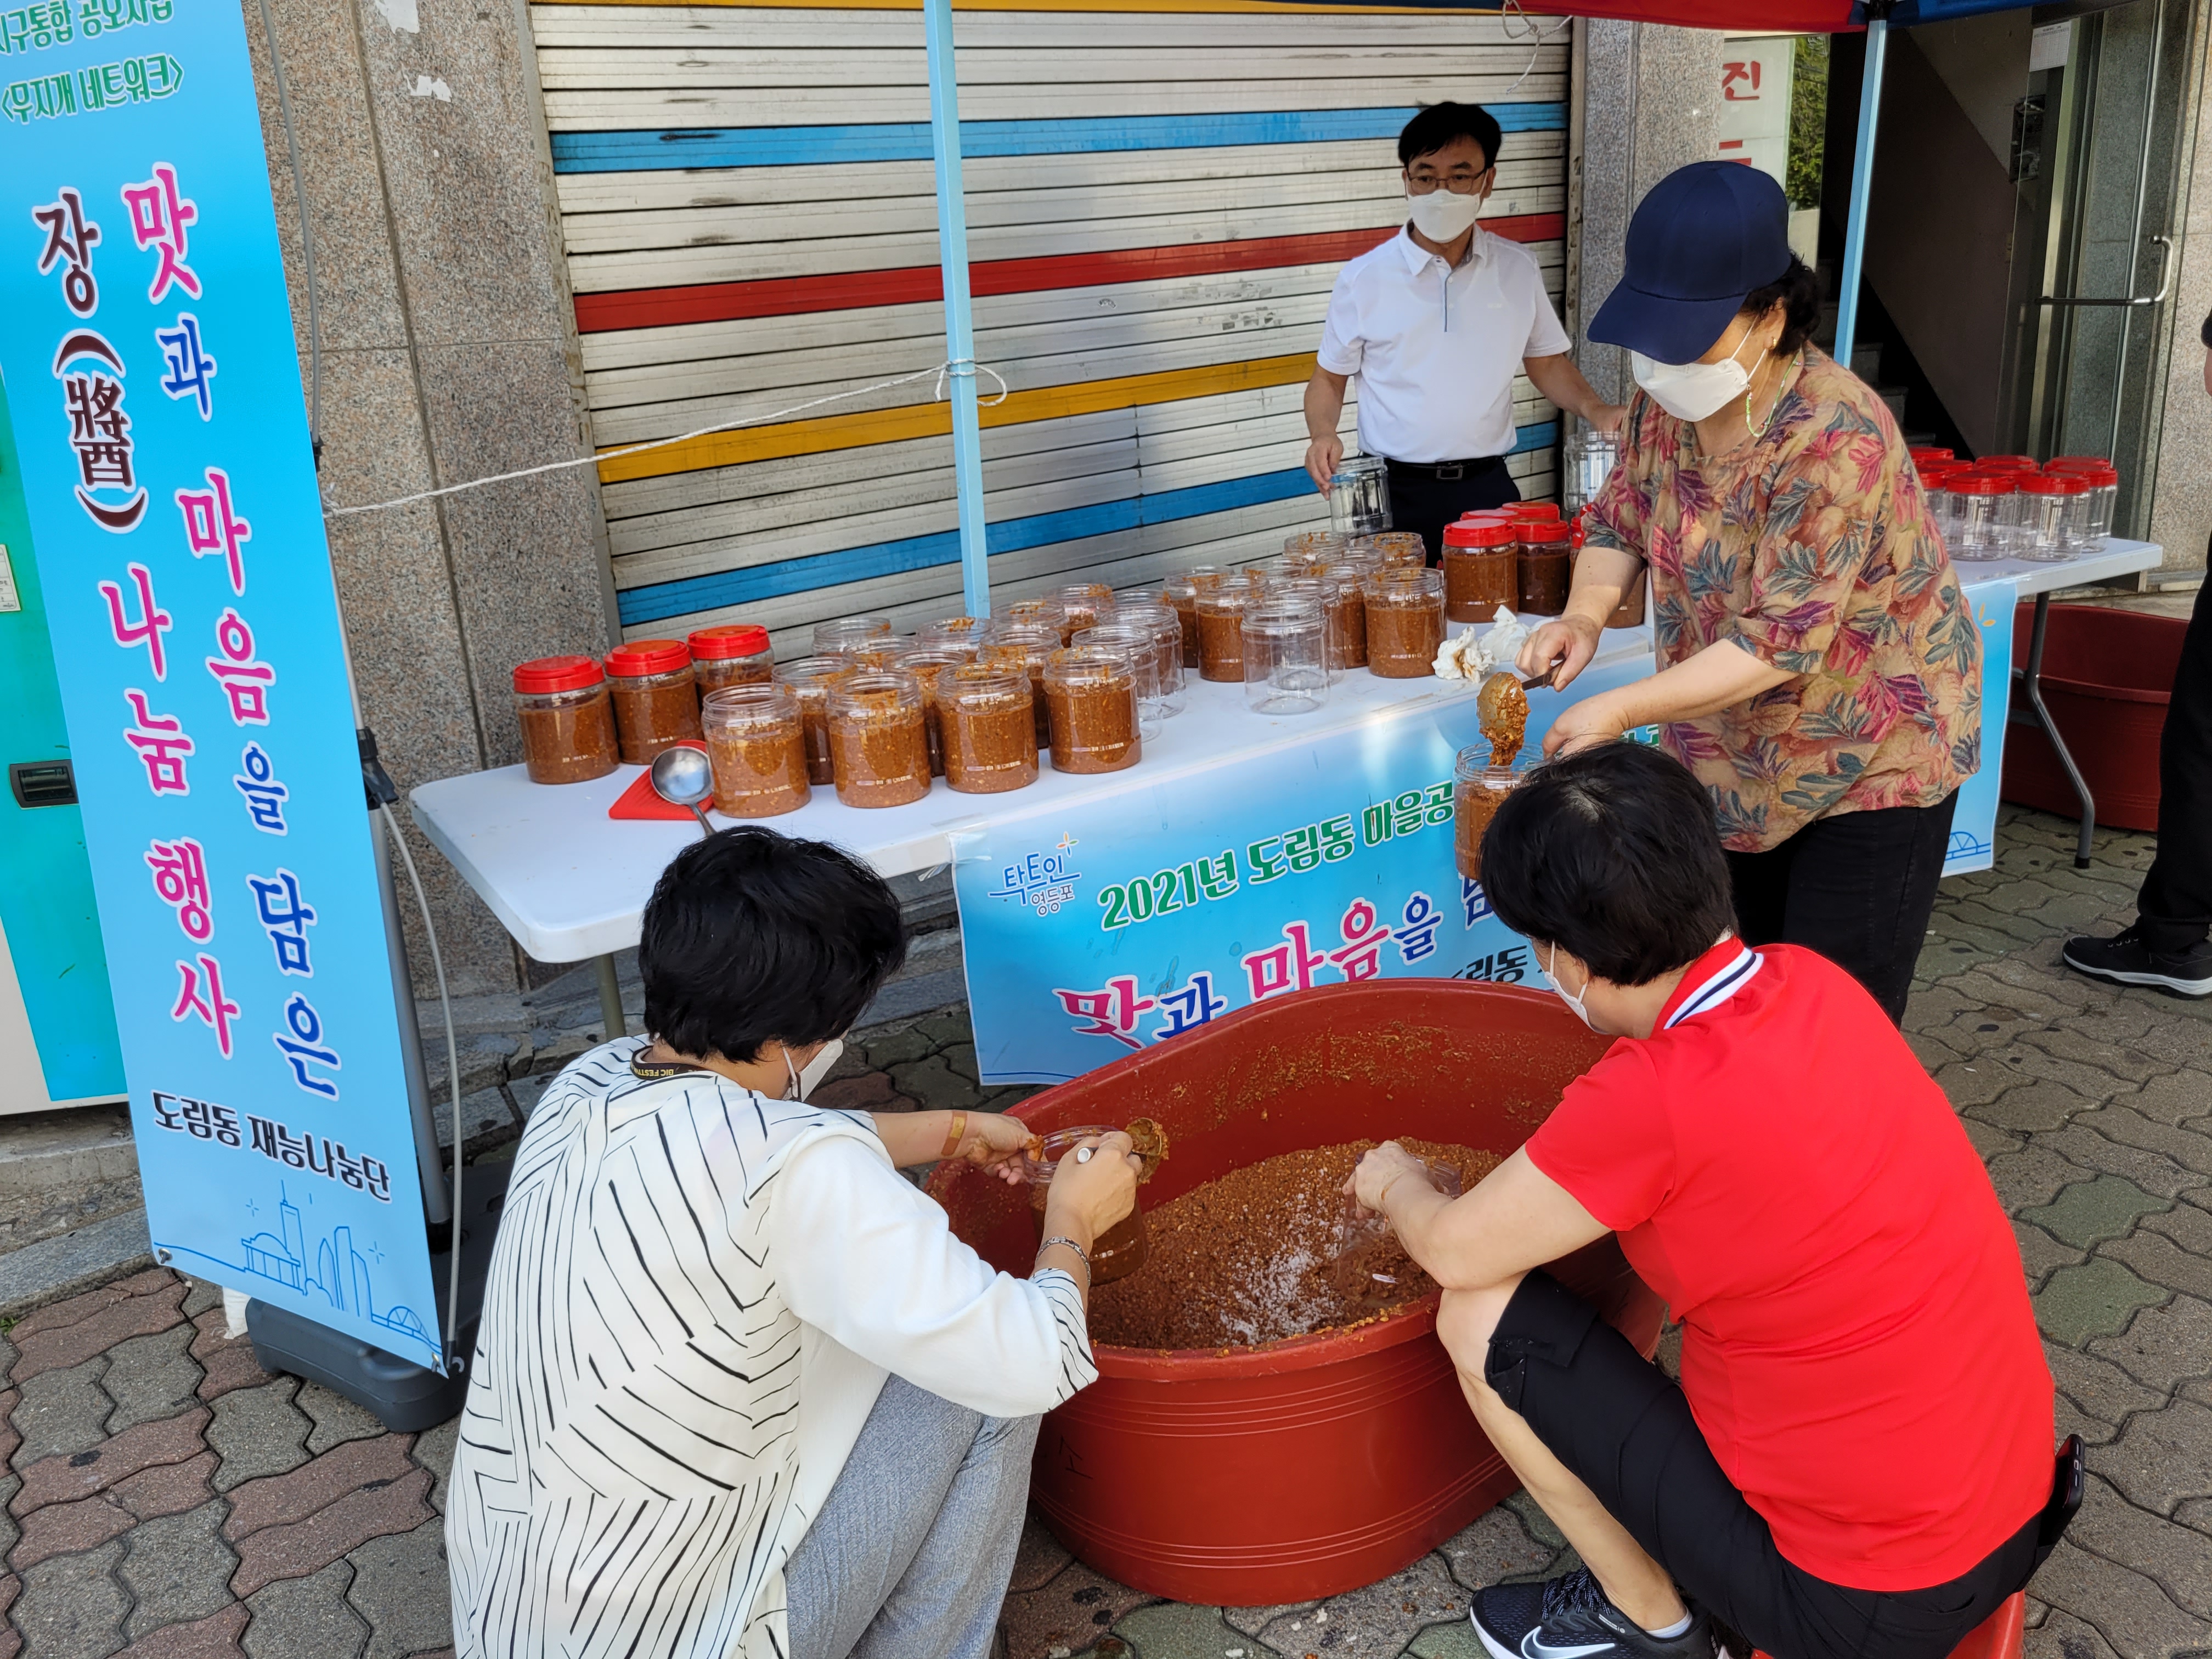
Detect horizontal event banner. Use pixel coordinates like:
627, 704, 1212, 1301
950, 657, 1655, 1085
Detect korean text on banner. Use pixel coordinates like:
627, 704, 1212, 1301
951, 658, 1658, 1085
0, 0, 443, 1367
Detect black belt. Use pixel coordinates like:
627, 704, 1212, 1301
1383, 455, 1508, 482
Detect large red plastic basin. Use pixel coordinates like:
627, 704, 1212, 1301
2002, 602, 2186, 831
928, 978, 1664, 1606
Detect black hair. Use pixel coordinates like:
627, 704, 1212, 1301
1739, 255, 1824, 356
640, 827, 905, 1063
1397, 102, 1503, 173
1480, 743, 1736, 988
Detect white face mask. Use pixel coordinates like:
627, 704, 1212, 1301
1631, 325, 1762, 422
783, 1037, 845, 1101
1539, 943, 1597, 1031
1407, 185, 1484, 242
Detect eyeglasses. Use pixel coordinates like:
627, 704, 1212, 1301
1404, 169, 1493, 196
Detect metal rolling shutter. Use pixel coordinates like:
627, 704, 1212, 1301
529, 1, 1570, 651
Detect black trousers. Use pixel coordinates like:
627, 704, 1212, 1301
1725, 795, 1957, 1026
2135, 562, 2212, 955
1383, 455, 1520, 565
1486, 1271, 2047, 1659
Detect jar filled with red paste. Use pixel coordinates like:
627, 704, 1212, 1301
1000, 596, 1073, 647
1441, 519, 1517, 624
1195, 574, 1263, 683
605, 640, 702, 766
814, 615, 893, 657
689, 623, 775, 698
894, 649, 967, 777
1043, 645, 1141, 774
1363, 530, 1429, 569
514, 655, 619, 785
917, 614, 989, 654
1052, 583, 1115, 640
701, 683, 809, 817
828, 671, 933, 808
1517, 522, 1573, 616
1363, 568, 1446, 678
978, 623, 1059, 751
775, 657, 855, 785
1161, 567, 1225, 669
939, 663, 1040, 794
1454, 747, 1522, 881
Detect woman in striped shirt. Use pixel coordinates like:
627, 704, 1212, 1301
447, 828, 1139, 1659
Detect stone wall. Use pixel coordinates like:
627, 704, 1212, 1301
239, 0, 616, 996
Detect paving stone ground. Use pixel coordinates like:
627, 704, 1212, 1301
5, 804, 2209, 1658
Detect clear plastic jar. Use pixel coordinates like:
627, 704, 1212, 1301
1363, 568, 1446, 678
1517, 523, 1573, 615
1023, 1126, 1147, 1284
1043, 645, 1141, 774
1074, 621, 1169, 738
1242, 596, 1330, 715
775, 656, 856, 785
1161, 567, 1224, 669
1101, 601, 1188, 718
2015, 475, 2075, 562
978, 623, 1058, 749
689, 623, 775, 698
1949, 474, 2018, 561
1977, 455, 2040, 473
1053, 583, 1115, 639
2069, 464, 2118, 543
1195, 574, 1263, 683
938, 663, 1039, 794
1454, 748, 1520, 881
1283, 529, 1350, 565
1441, 519, 1517, 623
514, 655, 619, 785
999, 596, 1073, 647
1562, 428, 1618, 516
895, 649, 967, 776
917, 614, 989, 654
828, 671, 932, 808
701, 682, 809, 817
1326, 455, 1390, 537
1363, 531, 1429, 569
814, 615, 894, 657
604, 639, 702, 766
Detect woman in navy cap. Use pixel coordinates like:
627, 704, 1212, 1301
1519, 162, 1979, 1026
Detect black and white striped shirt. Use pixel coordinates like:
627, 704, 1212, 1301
447, 1037, 1095, 1658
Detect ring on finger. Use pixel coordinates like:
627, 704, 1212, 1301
1074, 1146, 1094, 1164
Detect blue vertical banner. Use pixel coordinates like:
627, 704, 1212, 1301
1943, 576, 2016, 877
0, 0, 443, 1366
951, 659, 1657, 1085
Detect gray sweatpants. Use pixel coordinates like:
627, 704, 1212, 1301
785, 1374, 1041, 1659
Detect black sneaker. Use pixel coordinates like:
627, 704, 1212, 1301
1470, 1568, 1716, 1659
2062, 926, 2212, 997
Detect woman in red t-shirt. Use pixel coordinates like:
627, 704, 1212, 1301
1350, 743, 2068, 1659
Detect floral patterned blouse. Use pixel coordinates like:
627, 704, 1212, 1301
1584, 347, 1980, 853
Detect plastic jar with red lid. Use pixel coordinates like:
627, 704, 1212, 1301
514, 655, 619, 785
1502, 500, 1562, 525
1974, 455, 2040, 473
1516, 522, 1573, 616
689, 624, 774, 698
2015, 474, 2079, 561
1441, 518, 1517, 623
2053, 463, 2118, 543
1949, 473, 2020, 560
605, 640, 702, 766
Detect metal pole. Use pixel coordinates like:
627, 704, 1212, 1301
1833, 15, 1888, 369
923, 0, 991, 618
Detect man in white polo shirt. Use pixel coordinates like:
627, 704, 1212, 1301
1305, 103, 1623, 561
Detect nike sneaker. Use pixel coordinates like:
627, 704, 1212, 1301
2062, 926, 2212, 998
1470, 1567, 1717, 1659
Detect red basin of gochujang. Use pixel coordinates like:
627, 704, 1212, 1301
928, 978, 1663, 1607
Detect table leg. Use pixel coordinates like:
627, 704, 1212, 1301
2012, 591, 2097, 869
592, 952, 627, 1039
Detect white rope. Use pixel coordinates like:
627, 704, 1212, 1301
1498, 0, 1572, 99
324, 358, 1008, 518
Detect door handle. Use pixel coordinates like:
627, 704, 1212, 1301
2039, 235, 2173, 307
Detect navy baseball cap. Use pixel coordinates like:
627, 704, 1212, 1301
1589, 162, 1795, 366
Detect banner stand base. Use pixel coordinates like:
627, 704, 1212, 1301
246, 1156, 511, 1432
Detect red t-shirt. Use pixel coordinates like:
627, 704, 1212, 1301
1525, 941, 2053, 1591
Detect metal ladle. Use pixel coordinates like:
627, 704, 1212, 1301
648, 745, 716, 839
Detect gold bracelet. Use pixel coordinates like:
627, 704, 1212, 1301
940, 1111, 967, 1161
